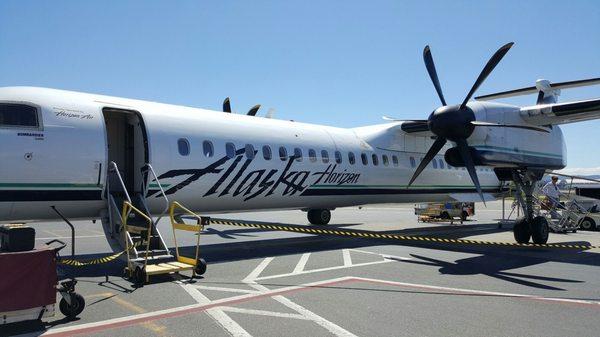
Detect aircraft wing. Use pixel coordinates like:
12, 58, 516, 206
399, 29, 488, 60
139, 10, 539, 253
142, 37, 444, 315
520, 98, 600, 126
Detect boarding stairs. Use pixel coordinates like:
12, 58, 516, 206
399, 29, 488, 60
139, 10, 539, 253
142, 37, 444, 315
101, 162, 173, 263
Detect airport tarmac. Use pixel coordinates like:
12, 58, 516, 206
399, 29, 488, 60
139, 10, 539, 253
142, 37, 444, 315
2, 201, 600, 337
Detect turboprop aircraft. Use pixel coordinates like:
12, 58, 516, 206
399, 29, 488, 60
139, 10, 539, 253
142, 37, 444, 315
1, 42, 599, 252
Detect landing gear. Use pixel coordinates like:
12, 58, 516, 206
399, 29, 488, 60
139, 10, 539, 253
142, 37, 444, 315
307, 209, 331, 225
509, 169, 549, 244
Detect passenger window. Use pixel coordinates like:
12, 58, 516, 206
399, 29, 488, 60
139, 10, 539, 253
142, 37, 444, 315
392, 155, 399, 167
432, 159, 438, 169
372, 154, 379, 166
262, 145, 272, 160
178, 138, 190, 156
321, 150, 329, 163
226, 142, 236, 159
279, 146, 288, 161
410, 157, 416, 168
309, 149, 317, 162
335, 151, 342, 164
294, 148, 303, 161
382, 154, 389, 166
348, 152, 356, 165
203, 140, 214, 157
245, 144, 255, 159
439, 159, 444, 169
361, 153, 368, 165
0, 104, 39, 128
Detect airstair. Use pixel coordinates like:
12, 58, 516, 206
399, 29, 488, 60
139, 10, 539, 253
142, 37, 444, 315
101, 162, 172, 263
101, 162, 208, 283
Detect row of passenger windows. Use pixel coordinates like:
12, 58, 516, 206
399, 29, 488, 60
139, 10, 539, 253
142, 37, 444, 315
179, 139, 493, 172
176, 139, 493, 172
178, 139, 405, 167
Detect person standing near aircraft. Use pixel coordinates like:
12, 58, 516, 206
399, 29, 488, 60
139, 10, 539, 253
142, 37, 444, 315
542, 176, 561, 218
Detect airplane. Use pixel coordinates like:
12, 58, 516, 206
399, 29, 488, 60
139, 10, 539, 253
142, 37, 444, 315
1, 41, 599, 257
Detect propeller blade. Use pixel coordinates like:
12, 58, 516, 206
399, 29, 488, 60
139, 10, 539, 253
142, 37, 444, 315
455, 139, 485, 205
460, 42, 514, 109
247, 104, 261, 116
407, 137, 447, 187
423, 46, 447, 106
223, 97, 232, 113
470, 121, 550, 133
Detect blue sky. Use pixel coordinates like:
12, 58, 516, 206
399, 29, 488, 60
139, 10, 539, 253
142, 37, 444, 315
1, 1, 599, 168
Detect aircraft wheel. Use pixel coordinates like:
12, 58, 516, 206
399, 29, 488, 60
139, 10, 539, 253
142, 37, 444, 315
513, 217, 531, 244
460, 211, 468, 222
441, 211, 450, 220
530, 216, 549, 244
195, 258, 207, 276
59, 293, 85, 318
579, 217, 596, 231
308, 209, 331, 225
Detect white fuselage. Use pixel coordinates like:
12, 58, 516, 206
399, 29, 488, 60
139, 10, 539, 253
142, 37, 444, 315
0, 87, 566, 223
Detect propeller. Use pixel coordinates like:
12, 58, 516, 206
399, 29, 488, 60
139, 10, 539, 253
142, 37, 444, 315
222, 97, 261, 116
408, 42, 516, 203
223, 97, 232, 113
247, 104, 261, 116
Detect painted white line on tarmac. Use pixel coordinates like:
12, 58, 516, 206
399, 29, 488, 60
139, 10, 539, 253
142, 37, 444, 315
352, 277, 600, 307
292, 253, 311, 274
342, 249, 352, 267
191, 285, 258, 294
247, 281, 358, 337
243, 257, 274, 282
254, 259, 393, 281
349, 248, 413, 261
220, 306, 309, 320
180, 282, 252, 337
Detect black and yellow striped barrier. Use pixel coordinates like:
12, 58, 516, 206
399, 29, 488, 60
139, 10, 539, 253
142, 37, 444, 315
210, 219, 599, 250
58, 250, 126, 267
57, 242, 141, 267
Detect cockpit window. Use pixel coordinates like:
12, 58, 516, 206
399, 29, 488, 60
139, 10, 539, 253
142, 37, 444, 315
0, 104, 39, 129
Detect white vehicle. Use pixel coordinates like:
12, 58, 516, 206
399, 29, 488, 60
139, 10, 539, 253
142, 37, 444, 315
1, 42, 599, 251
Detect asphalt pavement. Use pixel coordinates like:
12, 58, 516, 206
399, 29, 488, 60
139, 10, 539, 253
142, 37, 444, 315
2, 201, 600, 337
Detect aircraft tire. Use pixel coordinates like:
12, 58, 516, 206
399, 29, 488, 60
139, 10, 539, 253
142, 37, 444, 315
530, 216, 549, 244
513, 217, 531, 244
308, 209, 331, 225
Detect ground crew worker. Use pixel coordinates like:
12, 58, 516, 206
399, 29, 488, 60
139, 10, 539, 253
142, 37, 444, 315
542, 176, 561, 218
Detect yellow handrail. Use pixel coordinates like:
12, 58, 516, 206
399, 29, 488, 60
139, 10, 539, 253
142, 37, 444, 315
121, 201, 153, 271
169, 201, 206, 270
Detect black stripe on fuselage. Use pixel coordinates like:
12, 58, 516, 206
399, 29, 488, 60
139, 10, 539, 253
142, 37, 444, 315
0, 190, 103, 202
300, 187, 502, 196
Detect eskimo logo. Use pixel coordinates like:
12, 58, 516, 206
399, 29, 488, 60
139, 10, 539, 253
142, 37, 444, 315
150, 149, 360, 201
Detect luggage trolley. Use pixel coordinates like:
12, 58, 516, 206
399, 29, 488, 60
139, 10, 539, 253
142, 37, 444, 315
123, 201, 208, 284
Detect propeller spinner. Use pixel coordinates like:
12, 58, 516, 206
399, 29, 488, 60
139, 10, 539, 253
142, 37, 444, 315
407, 42, 515, 203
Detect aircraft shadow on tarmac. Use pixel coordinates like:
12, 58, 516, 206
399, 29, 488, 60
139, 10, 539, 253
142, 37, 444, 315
57, 220, 599, 293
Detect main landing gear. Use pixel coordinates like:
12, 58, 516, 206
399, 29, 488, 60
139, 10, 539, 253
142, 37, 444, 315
307, 209, 331, 225
510, 169, 549, 244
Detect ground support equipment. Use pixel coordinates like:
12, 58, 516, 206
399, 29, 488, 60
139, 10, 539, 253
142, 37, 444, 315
123, 201, 208, 284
